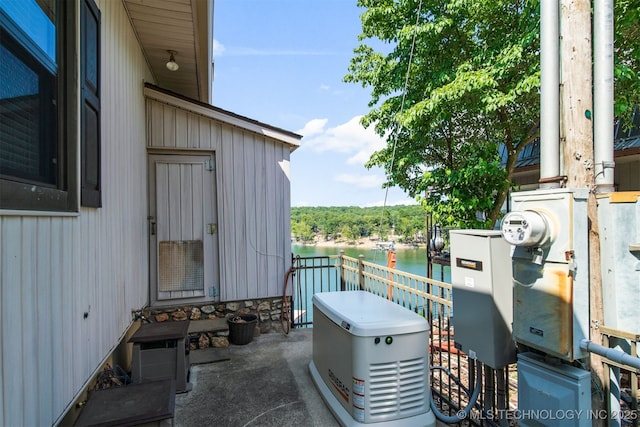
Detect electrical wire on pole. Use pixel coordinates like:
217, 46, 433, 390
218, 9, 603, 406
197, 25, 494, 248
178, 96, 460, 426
373, 0, 423, 266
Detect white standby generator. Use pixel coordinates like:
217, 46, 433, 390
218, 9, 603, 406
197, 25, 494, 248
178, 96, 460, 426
309, 291, 436, 427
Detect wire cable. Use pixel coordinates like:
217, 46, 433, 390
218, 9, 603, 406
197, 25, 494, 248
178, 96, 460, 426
374, 0, 424, 262
430, 358, 483, 423
280, 261, 297, 335
388, 7, 485, 421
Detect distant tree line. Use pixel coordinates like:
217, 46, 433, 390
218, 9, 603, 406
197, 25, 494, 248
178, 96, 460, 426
291, 205, 427, 244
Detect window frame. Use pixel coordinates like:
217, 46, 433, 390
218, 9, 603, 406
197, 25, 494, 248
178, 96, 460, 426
0, 0, 78, 213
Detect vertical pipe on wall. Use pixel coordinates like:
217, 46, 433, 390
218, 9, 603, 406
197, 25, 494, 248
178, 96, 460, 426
593, 0, 615, 192
540, 0, 561, 188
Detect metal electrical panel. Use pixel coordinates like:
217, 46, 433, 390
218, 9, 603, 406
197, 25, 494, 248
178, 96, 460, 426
598, 192, 640, 334
450, 230, 516, 369
504, 189, 589, 361
517, 352, 591, 427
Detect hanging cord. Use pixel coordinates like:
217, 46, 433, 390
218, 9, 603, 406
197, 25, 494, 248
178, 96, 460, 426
373, 0, 423, 262
380, 1, 484, 421
280, 258, 297, 335
430, 358, 483, 423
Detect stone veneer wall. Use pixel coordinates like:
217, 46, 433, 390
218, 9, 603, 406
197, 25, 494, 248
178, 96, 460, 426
140, 296, 291, 350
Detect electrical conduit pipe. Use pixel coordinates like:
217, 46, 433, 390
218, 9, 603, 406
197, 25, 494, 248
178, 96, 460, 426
580, 339, 640, 371
430, 358, 483, 423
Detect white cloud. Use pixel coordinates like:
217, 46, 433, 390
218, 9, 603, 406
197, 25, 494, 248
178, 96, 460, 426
334, 173, 384, 189
296, 118, 328, 138
213, 39, 225, 57
319, 84, 330, 91
347, 150, 375, 166
301, 116, 385, 158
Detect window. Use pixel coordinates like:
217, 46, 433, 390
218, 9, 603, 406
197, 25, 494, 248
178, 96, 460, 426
0, 0, 76, 211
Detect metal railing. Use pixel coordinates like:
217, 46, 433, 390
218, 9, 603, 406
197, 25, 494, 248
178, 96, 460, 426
291, 252, 515, 426
291, 254, 342, 329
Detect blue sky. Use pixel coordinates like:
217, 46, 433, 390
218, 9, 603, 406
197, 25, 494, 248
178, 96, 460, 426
212, 0, 416, 207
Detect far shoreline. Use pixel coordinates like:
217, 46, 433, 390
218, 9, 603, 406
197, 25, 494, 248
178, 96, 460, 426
291, 237, 426, 251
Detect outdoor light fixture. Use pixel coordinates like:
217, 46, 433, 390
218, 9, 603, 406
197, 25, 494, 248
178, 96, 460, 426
166, 50, 179, 71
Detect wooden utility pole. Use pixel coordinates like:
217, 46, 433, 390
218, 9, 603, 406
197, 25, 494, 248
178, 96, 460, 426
561, 0, 594, 185
560, 0, 606, 421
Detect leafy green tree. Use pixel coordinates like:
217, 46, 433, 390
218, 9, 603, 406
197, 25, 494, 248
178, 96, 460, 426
346, 0, 640, 229
341, 223, 361, 242
614, 0, 640, 127
395, 216, 413, 242
291, 205, 426, 244
291, 220, 315, 242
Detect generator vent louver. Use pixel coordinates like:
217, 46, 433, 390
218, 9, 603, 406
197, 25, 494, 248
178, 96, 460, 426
368, 357, 429, 420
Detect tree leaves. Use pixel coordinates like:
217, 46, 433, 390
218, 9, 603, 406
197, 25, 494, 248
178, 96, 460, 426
346, 0, 637, 229
291, 205, 427, 244
613, 0, 640, 127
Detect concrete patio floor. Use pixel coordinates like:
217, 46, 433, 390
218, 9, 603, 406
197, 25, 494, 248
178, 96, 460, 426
174, 327, 450, 427
174, 328, 338, 426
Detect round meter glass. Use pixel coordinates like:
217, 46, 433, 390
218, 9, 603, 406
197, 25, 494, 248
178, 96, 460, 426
501, 210, 549, 247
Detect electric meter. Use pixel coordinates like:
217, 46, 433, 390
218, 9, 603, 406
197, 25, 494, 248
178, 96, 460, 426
501, 210, 550, 247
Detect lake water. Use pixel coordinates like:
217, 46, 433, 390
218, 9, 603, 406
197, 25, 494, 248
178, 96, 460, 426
290, 244, 451, 325
291, 244, 451, 282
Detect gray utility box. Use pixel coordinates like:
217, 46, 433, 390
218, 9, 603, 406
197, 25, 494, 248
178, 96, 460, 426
450, 230, 516, 369
503, 189, 589, 361
517, 352, 591, 427
598, 192, 640, 334
129, 321, 192, 393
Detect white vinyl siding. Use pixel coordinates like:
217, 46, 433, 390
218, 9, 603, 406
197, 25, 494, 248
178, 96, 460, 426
145, 91, 297, 302
0, 0, 153, 424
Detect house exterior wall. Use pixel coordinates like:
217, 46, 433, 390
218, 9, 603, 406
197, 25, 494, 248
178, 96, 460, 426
614, 154, 640, 190
145, 93, 294, 302
0, 1, 153, 425
513, 153, 640, 191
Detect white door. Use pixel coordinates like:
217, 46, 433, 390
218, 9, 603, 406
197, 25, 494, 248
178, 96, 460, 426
148, 154, 219, 304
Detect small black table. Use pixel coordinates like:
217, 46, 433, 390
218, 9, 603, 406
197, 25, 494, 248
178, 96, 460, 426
129, 321, 191, 393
